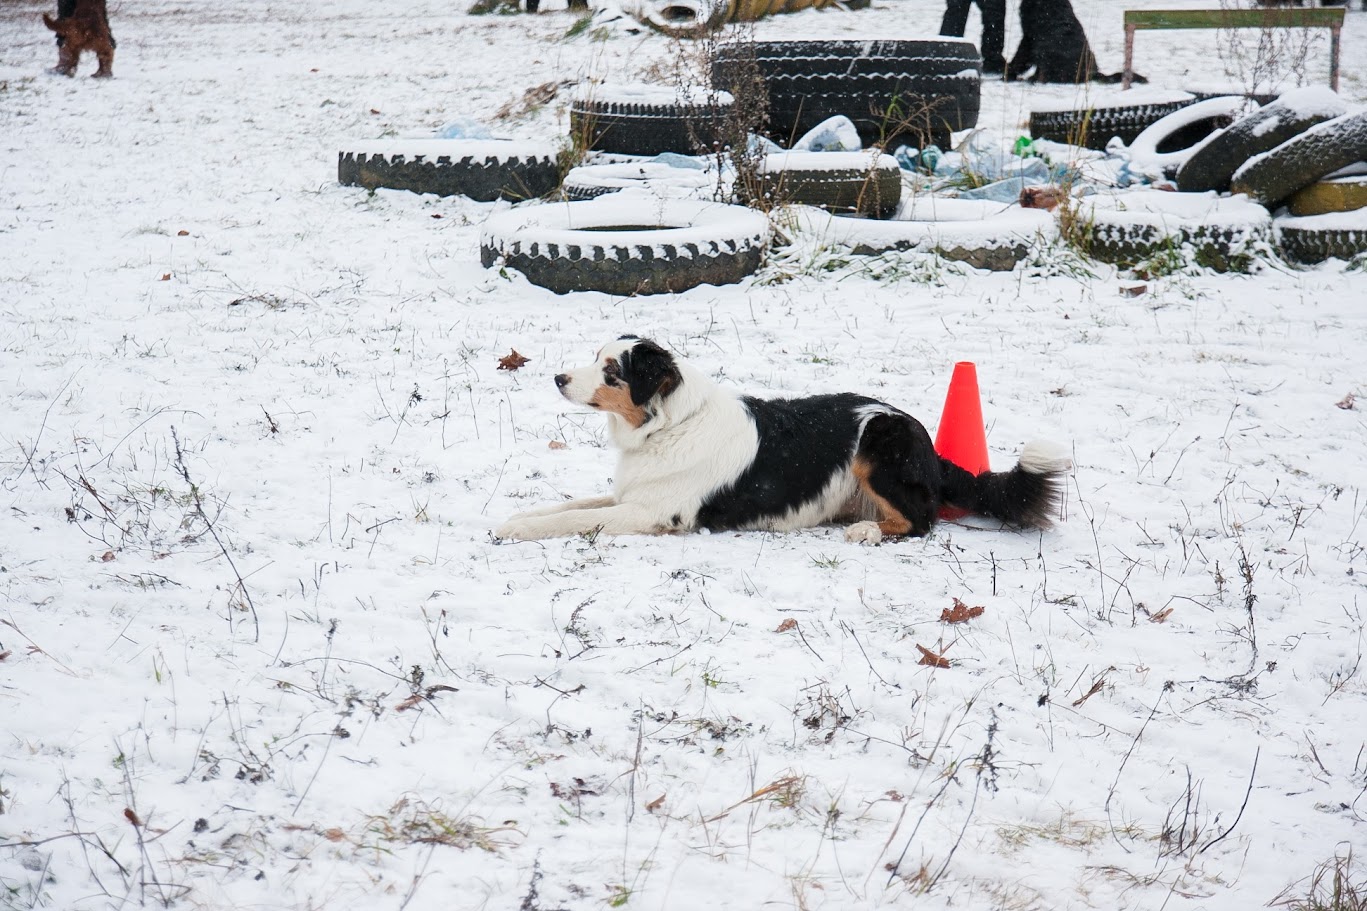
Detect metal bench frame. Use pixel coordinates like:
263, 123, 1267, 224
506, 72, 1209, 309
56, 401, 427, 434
1122, 7, 1346, 90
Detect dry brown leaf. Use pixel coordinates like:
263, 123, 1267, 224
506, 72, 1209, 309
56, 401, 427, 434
0, 650, 11, 661
322, 827, 347, 842
645, 794, 666, 813
497, 349, 531, 371
124, 808, 141, 827
369, 108, 381, 115
177, 230, 189, 236
159, 273, 171, 281
774, 618, 798, 633
1149, 606, 1174, 623
548, 440, 568, 450
940, 597, 984, 624
916, 644, 951, 669
1336, 393, 1356, 411
395, 693, 423, 712
101, 551, 115, 562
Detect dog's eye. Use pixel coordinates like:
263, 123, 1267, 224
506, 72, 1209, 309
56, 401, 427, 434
603, 363, 620, 378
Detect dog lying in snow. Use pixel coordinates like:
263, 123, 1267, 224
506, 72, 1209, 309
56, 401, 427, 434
494, 336, 1070, 543
44, 0, 115, 78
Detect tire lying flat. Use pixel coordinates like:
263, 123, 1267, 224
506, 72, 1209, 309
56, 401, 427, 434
1275, 210, 1367, 265
1028, 91, 1196, 151
1075, 190, 1270, 272
745, 151, 902, 218
561, 161, 718, 201
338, 139, 561, 201
570, 84, 734, 157
480, 197, 770, 296
1287, 174, 1367, 217
711, 38, 981, 150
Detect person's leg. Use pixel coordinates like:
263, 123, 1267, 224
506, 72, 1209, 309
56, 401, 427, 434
978, 0, 1007, 73
940, 0, 973, 37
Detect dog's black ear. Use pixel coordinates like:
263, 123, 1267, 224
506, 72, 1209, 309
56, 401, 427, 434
619, 339, 681, 406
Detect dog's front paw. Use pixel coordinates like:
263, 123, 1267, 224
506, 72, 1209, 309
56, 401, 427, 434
844, 521, 883, 545
494, 518, 540, 542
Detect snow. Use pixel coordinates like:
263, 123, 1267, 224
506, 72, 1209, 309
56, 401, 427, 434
1082, 189, 1272, 229
576, 82, 733, 106
1276, 209, 1367, 231
783, 201, 1056, 252
757, 149, 899, 174
3, 1, 1367, 910
482, 195, 768, 256
1028, 87, 1193, 113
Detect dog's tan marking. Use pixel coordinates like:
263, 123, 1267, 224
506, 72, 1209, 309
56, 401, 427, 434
589, 383, 647, 428
852, 457, 913, 537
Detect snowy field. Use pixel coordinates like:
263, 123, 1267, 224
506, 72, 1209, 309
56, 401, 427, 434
2, 0, 1367, 908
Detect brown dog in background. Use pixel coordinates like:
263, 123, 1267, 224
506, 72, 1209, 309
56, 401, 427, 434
43, 0, 115, 78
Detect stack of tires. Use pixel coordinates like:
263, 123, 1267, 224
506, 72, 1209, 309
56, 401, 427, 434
711, 38, 981, 151
1031, 86, 1367, 266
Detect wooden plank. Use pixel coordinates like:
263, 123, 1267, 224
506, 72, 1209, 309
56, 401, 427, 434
1124, 8, 1345, 29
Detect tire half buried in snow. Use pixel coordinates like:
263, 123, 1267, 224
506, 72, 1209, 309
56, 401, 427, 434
480, 197, 770, 296
338, 139, 560, 202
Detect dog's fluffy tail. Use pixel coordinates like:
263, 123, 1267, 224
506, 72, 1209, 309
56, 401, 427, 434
939, 441, 1071, 528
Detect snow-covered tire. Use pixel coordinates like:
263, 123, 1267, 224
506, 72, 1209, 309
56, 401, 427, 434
570, 85, 734, 157
1028, 91, 1196, 151
1176, 87, 1351, 193
338, 139, 560, 202
711, 39, 981, 150
1075, 190, 1270, 272
1275, 212, 1367, 265
1287, 174, 1367, 217
1231, 110, 1367, 209
561, 161, 717, 201
745, 151, 902, 218
782, 199, 1056, 271
480, 197, 769, 295
1127, 96, 1250, 178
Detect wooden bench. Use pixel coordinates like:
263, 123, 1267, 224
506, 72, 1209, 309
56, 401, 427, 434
1122, 7, 1346, 91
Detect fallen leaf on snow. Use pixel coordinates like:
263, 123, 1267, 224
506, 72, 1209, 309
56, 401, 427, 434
177, 230, 189, 236
1149, 606, 1174, 623
916, 644, 951, 669
548, 440, 568, 450
101, 551, 115, 562
159, 273, 171, 281
775, 618, 798, 633
940, 598, 983, 624
646, 794, 666, 812
0, 650, 10, 661
498, 349, 531, 371
1337, 393, 1356, 410
322, 827, 347, 842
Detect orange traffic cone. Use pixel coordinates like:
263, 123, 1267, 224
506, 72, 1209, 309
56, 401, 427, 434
934, 361, 990, 520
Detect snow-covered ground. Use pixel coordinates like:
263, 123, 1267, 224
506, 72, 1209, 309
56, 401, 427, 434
2, 1, 1366, 908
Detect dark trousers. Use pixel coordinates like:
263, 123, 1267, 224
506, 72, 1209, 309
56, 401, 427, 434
940, 0, 1007, 71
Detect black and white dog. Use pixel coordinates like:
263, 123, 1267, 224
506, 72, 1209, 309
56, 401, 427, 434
494, 336, 1069, 543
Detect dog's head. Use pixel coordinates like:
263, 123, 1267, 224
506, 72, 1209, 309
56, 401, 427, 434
555, 335, 682, 429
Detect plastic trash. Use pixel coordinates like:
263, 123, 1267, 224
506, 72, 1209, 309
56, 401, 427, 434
650, 152, 708, 169
434, 117, 494, 140
790, 116, 861, 153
